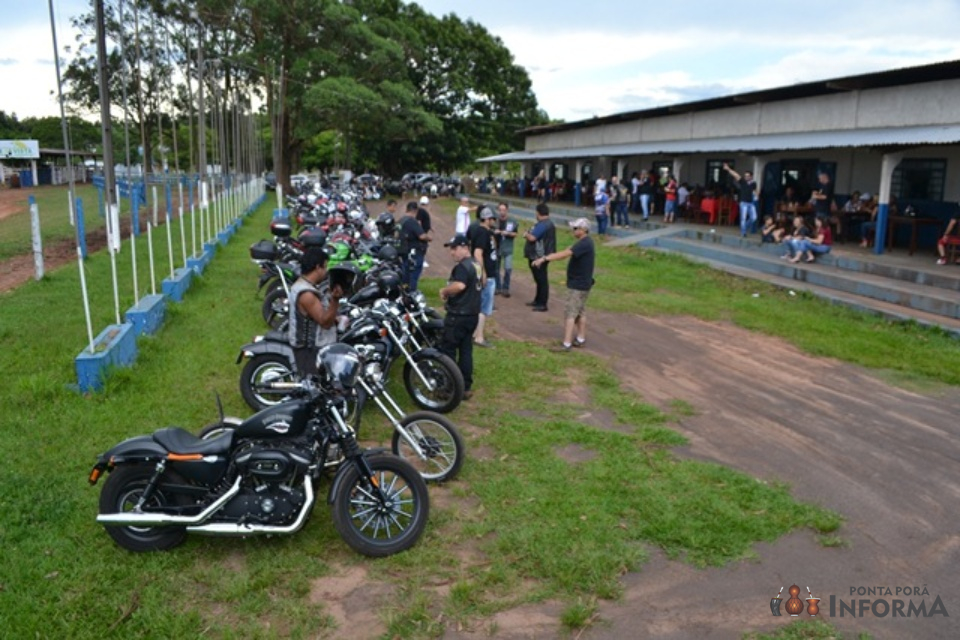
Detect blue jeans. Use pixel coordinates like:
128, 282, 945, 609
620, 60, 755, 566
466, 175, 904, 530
794, 240, 831, 257
739, 202, 757, 236
640, 194, 651, 219
664, 199, 676, 219
614, 201, 629, 226
595, 213, 609, 235
402, 252, 425, 291
497, 253, 513, 292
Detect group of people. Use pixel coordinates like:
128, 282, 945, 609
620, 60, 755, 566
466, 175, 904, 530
588, 171, 676, 233
439, 199, 597, 399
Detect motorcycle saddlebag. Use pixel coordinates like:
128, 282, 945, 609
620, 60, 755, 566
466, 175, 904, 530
250, 240, 279, 261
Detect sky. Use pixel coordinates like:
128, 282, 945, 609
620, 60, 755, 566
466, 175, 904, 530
3, 0, 960, 125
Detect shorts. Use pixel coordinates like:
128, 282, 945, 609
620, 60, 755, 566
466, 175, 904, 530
480, 277, 496, 316
564, 288, 590, 320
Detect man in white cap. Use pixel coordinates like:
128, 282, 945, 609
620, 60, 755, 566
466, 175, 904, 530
417, 195, 433, 267
455, 196, 471, 235
532, 217, 595, 351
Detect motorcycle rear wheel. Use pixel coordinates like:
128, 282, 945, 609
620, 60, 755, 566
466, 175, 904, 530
331, 454, 429, 557
391, 411, 465, 483
402, 353, 464, 414
98, 465, 190, 552
239, 354, 297, 411
262, 286, 289, 330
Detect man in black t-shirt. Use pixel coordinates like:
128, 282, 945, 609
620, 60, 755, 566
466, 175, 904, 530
723, 163, 758, 237
532, 217, 595, 351
400, 201, 430, 291
812, 172, 834, 219
470, 207, 498, 347
439, 234, 482, 399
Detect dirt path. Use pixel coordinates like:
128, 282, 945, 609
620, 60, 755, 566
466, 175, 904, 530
413, 203, 960, 640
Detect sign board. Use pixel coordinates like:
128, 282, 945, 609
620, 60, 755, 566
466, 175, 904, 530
0, 140, 40, 160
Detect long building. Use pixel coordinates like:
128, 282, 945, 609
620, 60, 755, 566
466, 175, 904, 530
480, 59, 960, 251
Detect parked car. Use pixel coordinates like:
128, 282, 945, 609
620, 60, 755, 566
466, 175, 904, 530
264, 171, 276, 191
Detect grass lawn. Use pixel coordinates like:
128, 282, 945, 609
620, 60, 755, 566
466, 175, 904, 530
0, 198, 946, 638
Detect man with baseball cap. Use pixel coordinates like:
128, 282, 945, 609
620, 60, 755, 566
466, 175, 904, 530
470, 206, 498, 347
439, 234, 482, 399
532, 217, 595, 351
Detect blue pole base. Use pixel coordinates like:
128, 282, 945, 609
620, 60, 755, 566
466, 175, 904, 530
273, 208, 289, 219
187, 248, 213, 275
203, 241, 218, 256
124, 294, 167, 336
74, 323, 138, 393
217, 229, 232, 246
161, 267, 194, 302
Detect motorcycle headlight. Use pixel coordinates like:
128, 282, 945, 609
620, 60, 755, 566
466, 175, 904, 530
412, 290, 427, 307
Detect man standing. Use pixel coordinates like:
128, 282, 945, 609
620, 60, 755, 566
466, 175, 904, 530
523, 203, 556, 312
594, 184, 610, 235
288, 247, 344, 375
471, 206, 498, 347
455, 195, 471, 234
494, 202, 518, 297
439, 234, 482, 400
811, 171, 834, 221
533, 218, 595, 351
417, 195, 433, 267
723, 163, 758, 237
400, 201, 430, 291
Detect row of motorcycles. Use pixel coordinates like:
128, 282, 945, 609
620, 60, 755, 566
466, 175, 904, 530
90, 186, 463, 557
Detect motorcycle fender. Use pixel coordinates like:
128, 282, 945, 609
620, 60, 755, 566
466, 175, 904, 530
97, 434, 169, 465
412, 347, 444, 362
236, 340, 295, 364
326, 449, 391, 505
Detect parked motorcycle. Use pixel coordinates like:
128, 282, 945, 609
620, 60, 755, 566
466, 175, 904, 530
239, 287, 462, 414
89, 344, 429, 557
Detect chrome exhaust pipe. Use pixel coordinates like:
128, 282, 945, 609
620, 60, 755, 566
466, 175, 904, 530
97, 477, 242, 527
187, 479, 315, 536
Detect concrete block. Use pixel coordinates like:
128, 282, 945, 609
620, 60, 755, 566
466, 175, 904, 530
124, 294, 166, 336
74, 323, 138, 393
162, 267, 193, 302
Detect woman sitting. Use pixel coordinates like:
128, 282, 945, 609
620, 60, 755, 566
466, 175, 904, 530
761, 215, 783, 243
790, 217, 833, 263
780, 215, 809, 259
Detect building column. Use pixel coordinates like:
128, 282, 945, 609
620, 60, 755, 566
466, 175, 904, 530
31, 160, 38, 187
574, 159, 583, 206
873, 152, 903, 254
613, 159, 623, 180
672, 158, 685, 181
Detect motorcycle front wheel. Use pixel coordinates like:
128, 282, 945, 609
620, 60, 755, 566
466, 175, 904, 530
391, 411, 465, 483
239, 354, 298, 411
98, 465, 190, 552
331, 454, 429, 557
402, 353, 464, 414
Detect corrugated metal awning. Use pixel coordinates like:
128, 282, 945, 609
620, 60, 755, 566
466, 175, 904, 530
477, 124, 960, 163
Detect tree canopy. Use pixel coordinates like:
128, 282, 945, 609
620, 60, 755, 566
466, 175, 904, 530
59, 0, 547, 187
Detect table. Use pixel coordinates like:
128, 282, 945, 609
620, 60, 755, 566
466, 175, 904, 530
885, 215, 941, 255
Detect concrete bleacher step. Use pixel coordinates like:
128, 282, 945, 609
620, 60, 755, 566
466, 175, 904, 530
642, 235, 960, 329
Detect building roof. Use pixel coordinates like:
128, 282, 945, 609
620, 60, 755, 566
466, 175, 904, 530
477, 124, 960, 163
520, 59, 960, 137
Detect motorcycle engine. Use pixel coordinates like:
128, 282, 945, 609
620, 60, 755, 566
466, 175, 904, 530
221, 442, 312, 524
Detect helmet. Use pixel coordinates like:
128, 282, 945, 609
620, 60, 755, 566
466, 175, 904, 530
376, 212, 396, 236
299, 227, 327, 248
377, 244, 398, 263
327, 261, 362, 297
376, 269, 403, 298
348, 209, 365, 223
325, 240, 351, 263
316, 343, 362, 394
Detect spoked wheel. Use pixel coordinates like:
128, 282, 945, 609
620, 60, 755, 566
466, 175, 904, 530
262, 287, 289, 330
98, 465, 189, 552
239, 354, 298, 411
331, 454, 429, 557
391, 411, 465, 483
402, 353, 464, 414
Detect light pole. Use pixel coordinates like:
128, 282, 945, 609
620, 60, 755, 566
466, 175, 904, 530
190, 9, 207, 183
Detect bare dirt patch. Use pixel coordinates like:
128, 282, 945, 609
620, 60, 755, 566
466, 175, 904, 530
308, 565, 394, 639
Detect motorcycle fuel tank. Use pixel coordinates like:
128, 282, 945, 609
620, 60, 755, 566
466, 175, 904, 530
237, 399, 313, 439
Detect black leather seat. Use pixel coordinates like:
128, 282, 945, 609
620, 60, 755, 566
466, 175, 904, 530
153, 427, 233, 456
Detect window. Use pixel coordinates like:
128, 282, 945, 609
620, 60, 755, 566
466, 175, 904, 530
550, 163, 567, 181
705, 159, 735, 188
580, 162, 592, 184
651, 161, 672, 180
892, 159, 946, 201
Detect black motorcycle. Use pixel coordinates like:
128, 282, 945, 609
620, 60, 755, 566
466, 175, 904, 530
239, 291, 462, 414
89, 344, 430, 557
